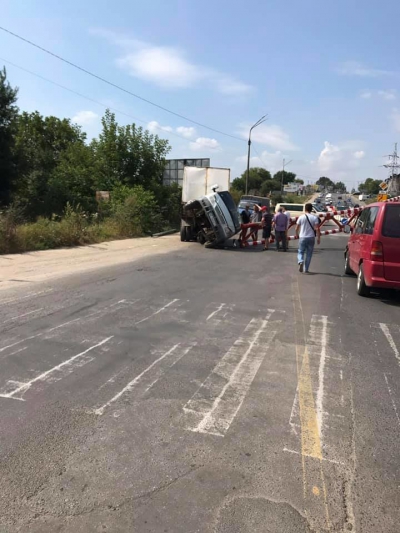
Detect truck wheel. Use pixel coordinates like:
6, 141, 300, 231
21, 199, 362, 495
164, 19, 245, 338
197, 232, 206, 245
180, 225, 187, 242
357, 264, 370, 297
185, 226, 193, 241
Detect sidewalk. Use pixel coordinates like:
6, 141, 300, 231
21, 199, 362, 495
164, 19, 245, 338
0, 235, 183, 291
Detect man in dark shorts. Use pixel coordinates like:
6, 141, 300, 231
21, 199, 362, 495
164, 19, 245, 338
262, 207, 273, 250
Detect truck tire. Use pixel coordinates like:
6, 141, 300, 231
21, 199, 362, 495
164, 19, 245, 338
185, 226, 193, 241
180, 225, 187, 242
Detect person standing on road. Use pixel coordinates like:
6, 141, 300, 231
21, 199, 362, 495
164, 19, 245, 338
296, 203, 320, 273
261, 207, 273, 250
250, 204, 262, 241
241, 204, 251, 225
282, 206, 291, 249
273, 207, 288, 251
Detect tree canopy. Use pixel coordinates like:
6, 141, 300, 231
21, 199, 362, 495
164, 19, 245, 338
0, 67, 172, 219
359, 178, 381, 195
0, 67, 19, 206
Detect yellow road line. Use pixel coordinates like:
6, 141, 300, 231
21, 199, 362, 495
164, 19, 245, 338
292, 280, 331, 530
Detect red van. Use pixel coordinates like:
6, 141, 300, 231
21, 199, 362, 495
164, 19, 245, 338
344, 201, 400, 296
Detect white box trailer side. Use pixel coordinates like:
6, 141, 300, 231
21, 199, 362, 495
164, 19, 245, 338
182, 166, 230, 203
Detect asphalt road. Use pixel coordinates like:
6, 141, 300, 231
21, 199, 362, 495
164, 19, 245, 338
0, 228, 399, 532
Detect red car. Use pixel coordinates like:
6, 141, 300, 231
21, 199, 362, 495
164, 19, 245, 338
344, 201, 400, 296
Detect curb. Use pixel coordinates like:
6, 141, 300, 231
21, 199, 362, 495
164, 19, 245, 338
152, 229, 179, 238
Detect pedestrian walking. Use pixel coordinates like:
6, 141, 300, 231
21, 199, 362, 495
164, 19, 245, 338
296, 203, 321, 273
261, 207, 273, 250
273, 207, 288, 251
282, 206, 291, 249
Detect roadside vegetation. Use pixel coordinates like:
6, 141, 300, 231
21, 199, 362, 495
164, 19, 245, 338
0, 67, 181, 254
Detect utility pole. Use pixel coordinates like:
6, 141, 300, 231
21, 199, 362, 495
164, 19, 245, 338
383, 143, 400, 195
281, 158, 293, 194
246, 115, 267, 194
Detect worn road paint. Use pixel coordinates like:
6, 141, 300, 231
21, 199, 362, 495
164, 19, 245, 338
313, 315, 329, 439
283, 446, 345, 466
384, 373, 400, 428
2, 308, 44, 324
298, 346, 322, 459
0, 289, 53, 306
94, 342, 195, 415
0, 299, 136, 355
183, 312, 275, 437
0, 337, 113, 400
206, 303, 226, 321
134, 299, 180, 326
292, 280, 331, 531
379, 323, 400, 365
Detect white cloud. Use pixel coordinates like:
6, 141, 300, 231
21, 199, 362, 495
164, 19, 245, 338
95, 29, 252, 96
337, 61, 396, 77
354, 150, 365, 159
238, 123, 299, 151
391, 108, 400, 132
189, 137, 221, 151
176, 126, 196, 138
72, 110, 99, 125
378, 90, 397, 101
318, 141, 366, 173
360, 91, 372, 99
147, 120, 173, 133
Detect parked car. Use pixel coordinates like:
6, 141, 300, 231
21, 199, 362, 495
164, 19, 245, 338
344, 201, 400, 296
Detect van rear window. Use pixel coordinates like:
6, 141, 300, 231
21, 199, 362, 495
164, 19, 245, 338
382, 205, 400, 238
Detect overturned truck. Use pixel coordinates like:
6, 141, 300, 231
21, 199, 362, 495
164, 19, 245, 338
180, 167, 241, 248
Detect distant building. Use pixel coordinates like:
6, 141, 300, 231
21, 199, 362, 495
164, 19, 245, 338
162, 158, 210, 186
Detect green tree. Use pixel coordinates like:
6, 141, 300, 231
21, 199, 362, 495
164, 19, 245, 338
260, 179, 281, 196
0, 67, 19, 206
231, 167, 272, 193
91, 109, 170, 191
316, 176, 334, 189
273, 170, 297, 187
334, 181, 346, 192
14, 111, 86, 217
359, 178, 380, 195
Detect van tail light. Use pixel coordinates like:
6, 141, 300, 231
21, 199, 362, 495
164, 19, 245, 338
370, 241, 384, 262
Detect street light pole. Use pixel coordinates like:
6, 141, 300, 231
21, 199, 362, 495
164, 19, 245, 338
246, 115, 267, 195
281, 158, 293, 194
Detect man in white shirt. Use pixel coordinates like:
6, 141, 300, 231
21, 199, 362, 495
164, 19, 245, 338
296, 203, 321, 273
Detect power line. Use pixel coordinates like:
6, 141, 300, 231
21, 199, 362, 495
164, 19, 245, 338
0, 57, 199, 143
0, 26, 245, 142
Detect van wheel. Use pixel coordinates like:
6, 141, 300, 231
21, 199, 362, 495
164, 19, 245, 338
344, 251, 354, 275
357, 264, 370, 297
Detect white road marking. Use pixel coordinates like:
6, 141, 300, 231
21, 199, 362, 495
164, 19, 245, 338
0, 337, 113, 400
313, 315, 329, 438
7, 347, 28, 357
379, 323, 400, 365
94, 342, 195, 415
183, 312, 276, 437
2, 308, 44, 324
283, 446, 344, 466
134, 299, 179, 326
0, 289, 53, 305
206, 303, 226, 321
0, 300, 137, 355
384, 373, 400, 428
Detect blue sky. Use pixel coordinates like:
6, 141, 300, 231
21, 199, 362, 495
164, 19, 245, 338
1, 0, 400, 188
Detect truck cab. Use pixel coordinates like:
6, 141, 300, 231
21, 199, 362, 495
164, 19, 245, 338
180, 167, 240, 247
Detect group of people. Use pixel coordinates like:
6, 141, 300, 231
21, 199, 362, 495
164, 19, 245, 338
241, 203, 320, 274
